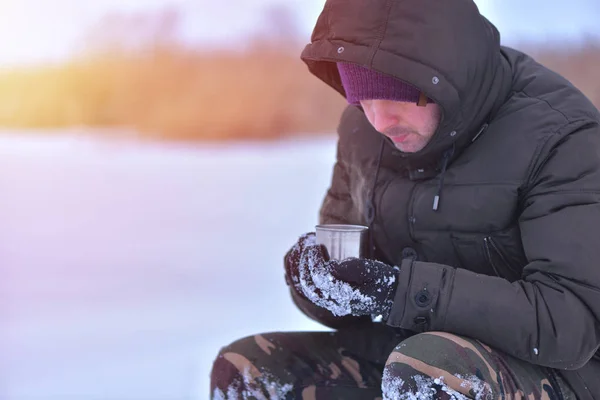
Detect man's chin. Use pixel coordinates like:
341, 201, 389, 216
386, 135, 424, 153
394, 143, 419, 153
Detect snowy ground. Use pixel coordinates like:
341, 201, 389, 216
0, 131, 335, 400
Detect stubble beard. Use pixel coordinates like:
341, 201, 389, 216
383, 126, 424, 153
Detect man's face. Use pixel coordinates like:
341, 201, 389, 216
360, 99, 442, 153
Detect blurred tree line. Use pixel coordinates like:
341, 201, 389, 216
0, 6, 598, 141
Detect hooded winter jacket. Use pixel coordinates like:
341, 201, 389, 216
293, 0, 600, 398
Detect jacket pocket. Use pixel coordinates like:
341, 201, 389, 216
483, 236, 522, 282
450, 233, 497, 277
451, 226, 526, 281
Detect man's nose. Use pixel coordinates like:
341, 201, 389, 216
370, 101, 400, 133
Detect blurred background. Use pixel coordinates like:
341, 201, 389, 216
0, 1, 598, 399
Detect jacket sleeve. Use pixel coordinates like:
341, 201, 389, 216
319, 141, 356, 225
386, 122, 600, 370
320, 105, 367, 226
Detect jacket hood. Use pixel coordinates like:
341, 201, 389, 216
300, 0, 513, 168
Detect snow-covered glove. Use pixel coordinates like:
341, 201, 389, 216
284, 232, 316, 298
298, 243, 399, 319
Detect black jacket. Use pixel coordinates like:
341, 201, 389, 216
295, 0, 600, 398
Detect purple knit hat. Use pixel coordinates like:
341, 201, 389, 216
337, 62, 433, 106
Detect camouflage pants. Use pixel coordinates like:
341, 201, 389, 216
210, 325, 577, 399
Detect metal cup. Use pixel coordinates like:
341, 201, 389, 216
315, 224, 369, 261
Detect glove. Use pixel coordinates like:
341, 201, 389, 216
284, 232, 316, 298
298, 243, 399, 319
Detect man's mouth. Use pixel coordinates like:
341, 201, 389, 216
389, 133, 409, 143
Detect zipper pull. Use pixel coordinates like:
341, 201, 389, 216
471, 123, 489, 143
432, 195, 440, 211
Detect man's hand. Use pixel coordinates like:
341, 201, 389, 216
297, 243, 399, 318
284, 232, 317, 297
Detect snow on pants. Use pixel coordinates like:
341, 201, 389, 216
210, 324, 577, 399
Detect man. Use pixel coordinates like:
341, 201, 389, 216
210, 0, 600, 398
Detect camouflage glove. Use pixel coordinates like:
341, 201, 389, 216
298, 243, 399, 319
284, 232, 317, 298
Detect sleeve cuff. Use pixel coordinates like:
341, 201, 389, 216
386, 259, 456, 332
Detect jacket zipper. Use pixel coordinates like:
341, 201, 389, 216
487, 236, 520, 275
471, 123, 489, 142
483, 237, 501, 277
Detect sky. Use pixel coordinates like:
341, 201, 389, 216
0, 0, 598, 67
